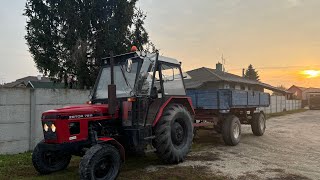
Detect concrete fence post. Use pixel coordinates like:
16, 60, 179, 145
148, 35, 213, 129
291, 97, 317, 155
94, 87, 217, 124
276, 96, 278, 113
270, 96, 272, 113
285, 98, 287, 111
29, 89, 36, 151
280, 96, 282, 112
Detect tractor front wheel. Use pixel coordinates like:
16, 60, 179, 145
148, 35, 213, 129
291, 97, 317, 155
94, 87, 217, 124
153, 104, 193, 164
32, 142, 71, 174
79, 144, 121, 180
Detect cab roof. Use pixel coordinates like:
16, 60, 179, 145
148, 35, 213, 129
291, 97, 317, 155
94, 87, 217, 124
101, 51, 180, 66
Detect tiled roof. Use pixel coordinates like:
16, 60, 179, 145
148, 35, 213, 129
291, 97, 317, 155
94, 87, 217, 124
290, 85, 320, 92
2, 76, 51, 88
185, 67, 290, 94
27, 81, 65, 89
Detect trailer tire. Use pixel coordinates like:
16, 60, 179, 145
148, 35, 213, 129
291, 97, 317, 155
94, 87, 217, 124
32, 142, 71, 174
79, 144, 121, 180
222, 115, 241, 146
251, 113, 266, 136
154, 104, 193, 164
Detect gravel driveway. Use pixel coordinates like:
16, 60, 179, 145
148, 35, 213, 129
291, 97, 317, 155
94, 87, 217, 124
148, 110, 320, 179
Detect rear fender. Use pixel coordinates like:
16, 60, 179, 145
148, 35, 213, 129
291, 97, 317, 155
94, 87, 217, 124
152, 97, 195, 127
98, 137, 125, 162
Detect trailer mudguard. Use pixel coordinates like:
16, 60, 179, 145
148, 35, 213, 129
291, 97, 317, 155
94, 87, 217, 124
152, 97, 195, 127
98, 137, 125, 162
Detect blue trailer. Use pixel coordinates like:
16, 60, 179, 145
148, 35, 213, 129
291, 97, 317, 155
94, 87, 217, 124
188, 89, 270, 146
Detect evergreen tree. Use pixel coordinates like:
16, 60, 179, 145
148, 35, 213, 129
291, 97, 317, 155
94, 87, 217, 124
24, 0, 151, 89
244, 64, 260, 81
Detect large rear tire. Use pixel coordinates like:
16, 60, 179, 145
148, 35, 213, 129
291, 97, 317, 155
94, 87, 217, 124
222, 115, 241, 146
32, 142, 71, 174
153, 104, 193, 164
251, 112, 266, 136
79, 144, 121, 180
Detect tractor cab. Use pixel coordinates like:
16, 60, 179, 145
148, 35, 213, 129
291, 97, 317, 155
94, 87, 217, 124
90, 51, 190, 126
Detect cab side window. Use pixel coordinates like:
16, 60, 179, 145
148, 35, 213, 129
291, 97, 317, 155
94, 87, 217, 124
160, 64, 186, 95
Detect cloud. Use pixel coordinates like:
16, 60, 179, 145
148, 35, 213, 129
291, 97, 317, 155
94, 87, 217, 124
286, 0, 301, 7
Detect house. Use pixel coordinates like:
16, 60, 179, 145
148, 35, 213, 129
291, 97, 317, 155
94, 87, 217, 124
288, 85, 320, 100
184, 63, 290, 96
1, 76, 65, 89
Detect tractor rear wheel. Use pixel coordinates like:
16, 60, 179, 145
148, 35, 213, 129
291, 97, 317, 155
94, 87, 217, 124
32, 142, 71, 174
79, 144, 121, 180
153, 104, 193, 164
251, 112, 266, 136
222, 115, 241, 146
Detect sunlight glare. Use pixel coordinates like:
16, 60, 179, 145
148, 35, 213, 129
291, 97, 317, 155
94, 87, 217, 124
301, 70, 320, 78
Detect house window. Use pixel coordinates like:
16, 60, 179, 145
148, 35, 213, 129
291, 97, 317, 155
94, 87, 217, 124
240, 85, 245, 90
230, 84, 235, 89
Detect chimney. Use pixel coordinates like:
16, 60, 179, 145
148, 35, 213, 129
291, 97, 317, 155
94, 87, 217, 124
37, 75, 42, 81
216, 62, 223, 72
242, 68, 245, 77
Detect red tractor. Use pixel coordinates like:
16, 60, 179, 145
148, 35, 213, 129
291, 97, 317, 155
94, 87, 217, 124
32, 50, 195, 179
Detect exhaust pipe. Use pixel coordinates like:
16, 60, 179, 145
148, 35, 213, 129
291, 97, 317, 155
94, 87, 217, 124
108, 51, 117, 115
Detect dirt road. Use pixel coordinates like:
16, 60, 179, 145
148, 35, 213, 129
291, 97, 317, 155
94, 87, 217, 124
148, 110, 320, 179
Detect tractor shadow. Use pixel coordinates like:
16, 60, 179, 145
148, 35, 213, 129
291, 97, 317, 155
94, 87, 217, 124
192, 127, 224, 152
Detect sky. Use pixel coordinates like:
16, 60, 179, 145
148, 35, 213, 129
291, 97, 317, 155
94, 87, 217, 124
0, 0, 319, 88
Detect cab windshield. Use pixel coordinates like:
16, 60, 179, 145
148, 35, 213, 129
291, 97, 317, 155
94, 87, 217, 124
94, 61, 139, 99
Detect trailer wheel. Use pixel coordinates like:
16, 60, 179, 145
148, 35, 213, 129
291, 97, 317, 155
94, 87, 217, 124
154, 104, 193, 164
32, 142, 71, 174
251, 113, 266, 136
79, 144, 121, 180
222, 115, 241, 146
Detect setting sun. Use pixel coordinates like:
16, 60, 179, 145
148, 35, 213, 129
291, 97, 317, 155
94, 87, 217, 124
301, 70, 320, 78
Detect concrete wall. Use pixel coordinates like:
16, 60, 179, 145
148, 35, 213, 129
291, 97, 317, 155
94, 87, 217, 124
0, 88, 90, 154
0, 88, 31, 154
0, 89, 302, 155
258, 95, 302, 114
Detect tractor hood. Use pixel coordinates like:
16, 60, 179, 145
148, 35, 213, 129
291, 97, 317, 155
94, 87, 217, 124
42, 104, 118, 120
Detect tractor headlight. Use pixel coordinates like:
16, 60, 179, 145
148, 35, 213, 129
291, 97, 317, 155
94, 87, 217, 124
43, 124, 49, 132
51, 124, 56, 132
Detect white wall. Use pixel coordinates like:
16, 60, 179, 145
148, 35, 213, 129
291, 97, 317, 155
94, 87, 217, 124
0, 88, 31, 154
258, 95, 302, 114
0, 88, 90, 154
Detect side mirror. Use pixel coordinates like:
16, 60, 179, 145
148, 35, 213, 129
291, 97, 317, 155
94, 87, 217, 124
126, 58, 133, 73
